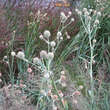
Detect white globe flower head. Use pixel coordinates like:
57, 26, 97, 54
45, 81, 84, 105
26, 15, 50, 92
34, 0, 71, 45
88, 16, 91, 20
60, 12, 67, 23
43, 30, 51, 38
57, 31, 62, 39
40, 50, 47, 59
71, 18, 75, 22
93, 39, 96, 43
60, 37, 63, 40
95, 19, 99, 25
47, 52, 54, 60
17, 51, 25, 59
33, 57, 40, 64
75, 8, 79, 12
50, 41, 56, 47
84, 11, 89, 16
60, 12, 65, 18
40, 90, 47, 96
67, 35, 70, 39
11, 51, 16, 56
77, 11, 82, 15
89, 9, 93, 12
39, 34, 43, 39
3, 56, 8, 59
44, 73, 50, 79
97, 12, 101, 16
53, 105, 57, 110
83, 8, 87, 12
68, 11, 72, 16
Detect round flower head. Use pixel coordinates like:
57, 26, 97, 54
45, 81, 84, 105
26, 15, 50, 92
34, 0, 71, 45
77, 11, 82, 15
53, 105, 57, 110
44, 73, 50, 79
79, 85, 83, 90
61, 71, 65, 75
88, 16, 91, 20
33, 57, 40, 64
68, 11, 72, 16
47, 52, 54, 60
60, 12, 67, 23
68, 11, 72, 17
50, 41, 56, 47
67, 35, 70, 39
97, 12, 101, 16
93, 39, 96, 43
27, 68, 32, 73
60, 37, 63, 40
57, 31, 62, 38
39, 34, 43, 39
4, 56, 8, 59
40, 50, 47, 59
83, 8, 87, 12
95, 19, 99, 25
40, 90, 47, 96
89, 9, 93, 12
73, 100, 78, 104
43, 30, 51, 38
84, 11, 89, 16
75, 8, 79, 12
71, 18, 75, 22
11, 51, 16, 56
17, 51, 25, 59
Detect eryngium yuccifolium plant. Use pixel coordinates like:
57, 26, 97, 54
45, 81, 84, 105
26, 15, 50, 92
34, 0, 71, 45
10, 11, 74, 110
75, 8, 101, 108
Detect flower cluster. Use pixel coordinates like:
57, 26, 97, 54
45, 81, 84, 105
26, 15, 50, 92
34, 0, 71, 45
9, 11, 75, 110
75, 8, 101, 34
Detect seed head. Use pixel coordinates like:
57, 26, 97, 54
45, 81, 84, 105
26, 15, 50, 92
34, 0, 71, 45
4, 56, 8, 59
17, 51, 25, 59
71, 18, 75, 22
93, 39, 96, 43
57, 31, 62, 38
40, 50, 47, 59
39, 34, 43, 39
60, 12, 67, 23
33, 57, 40, 64
60, 37, 63, 40
11, 51, 16, 56
84, 11, 89, 16
79, 85, 83, 90
75, 8, 79, 12
77, 11, 82, 15
89, 9, 93, 12
68, 11, 72, 16
50, 41, 56, 47
83, 8, 87, 12
44, 30, 51, 38
97, 12, 101, 16
61, 71, 65, 75
44, 73, 50, 78
47, 52, 54, 60
88, 16, 91, 20
95, 19, 99, 25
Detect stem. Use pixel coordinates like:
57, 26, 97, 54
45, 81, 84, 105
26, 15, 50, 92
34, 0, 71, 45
89, 34, 94, 109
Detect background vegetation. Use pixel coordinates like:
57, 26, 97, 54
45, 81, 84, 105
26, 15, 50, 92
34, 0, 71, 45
0, 0, 110, 110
